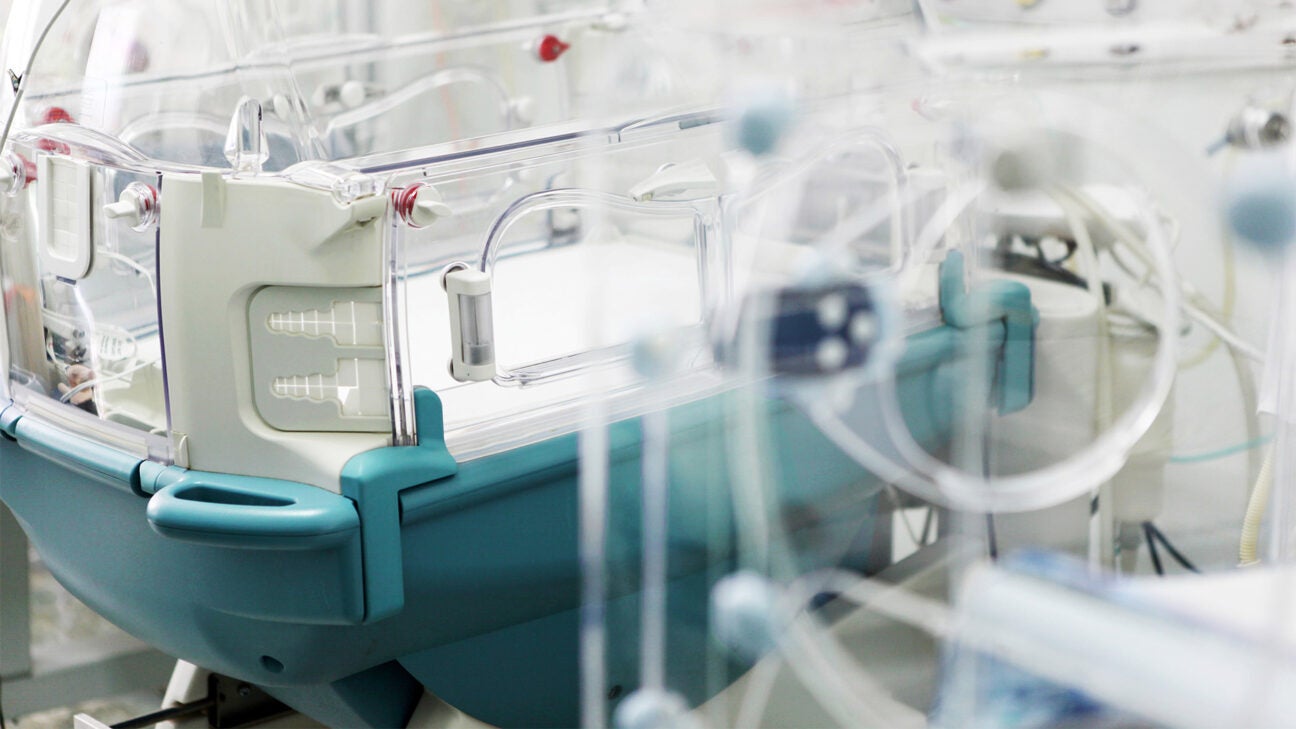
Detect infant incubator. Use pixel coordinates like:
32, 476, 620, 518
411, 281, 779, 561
0, 1, 1294, 728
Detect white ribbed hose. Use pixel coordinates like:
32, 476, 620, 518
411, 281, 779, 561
1240, 445, 1275, 566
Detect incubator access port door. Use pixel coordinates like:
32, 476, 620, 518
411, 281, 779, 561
413, 191, 714, 457
0, 141, 170, 461
382, 108, 921, 459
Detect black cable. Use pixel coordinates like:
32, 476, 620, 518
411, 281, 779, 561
919, 507, 935, 546
988, 247, 1114, 304
980, 423, 998, 561
111, 696, 215, 729
1144, 522, 1165, 576
1147, 523, 1201, 574
1044, 238, 1078, 265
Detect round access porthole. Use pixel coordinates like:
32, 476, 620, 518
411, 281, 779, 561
260, 655, 285, 673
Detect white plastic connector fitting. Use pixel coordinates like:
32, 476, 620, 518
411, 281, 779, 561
444, 264, 496, 383
339, 80, 367, 109
311, 81, 373, 110
0, 152, 22, 196
510, 96, 536, 126
399, 184, 456, 227
628, 160, 720, 202
103, 182, 159, 231
592, 12, 629, 32
103, 200, 136, 220
410, 186, 453, 228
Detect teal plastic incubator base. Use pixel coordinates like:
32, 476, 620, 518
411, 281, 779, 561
0, 259, 1035, 728
0, 388, 887, 728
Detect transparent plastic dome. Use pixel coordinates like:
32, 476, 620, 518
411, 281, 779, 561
1, 0, 615, 171
0, 0, 637, 486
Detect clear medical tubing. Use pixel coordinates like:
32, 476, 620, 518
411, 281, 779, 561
477, 188, 713, 274
474, 187, 719, 382
736, 126, 913, 266
323, 66, 521, 137
797, 94, 1190, 513
1266, 247, 1296, 562
638, 404, 670, 695
724, 351, 930, 727
578, 405, 610, 729
804, 188, 1179, 513
715, 195, 1177, 729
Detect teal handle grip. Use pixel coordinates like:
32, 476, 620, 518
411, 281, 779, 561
13, 415, 143, 494
939, 250, 1038, 415
147, 473, 359, 551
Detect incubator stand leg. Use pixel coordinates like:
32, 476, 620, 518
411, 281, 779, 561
71, 714, 112, 729
406, 693, 496, 729
77, 661, 305, 729
155, 661, 210, 729
86, 662, 495, 729
152, 662, 321, 729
